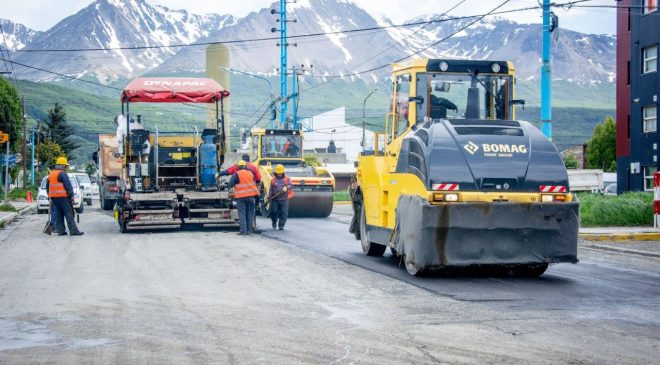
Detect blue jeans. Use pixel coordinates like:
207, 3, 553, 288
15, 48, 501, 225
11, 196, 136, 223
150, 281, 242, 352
51, 198, 80, 235
236, 197, 255, 234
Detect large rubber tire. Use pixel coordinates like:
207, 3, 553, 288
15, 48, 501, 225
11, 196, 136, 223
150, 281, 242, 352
76, 205, 84, 214
86, 199, 92, 206
507, 263, 549, 277
101, 197, 115, 211
259, 185, 270, 217
360, 204, 386, 256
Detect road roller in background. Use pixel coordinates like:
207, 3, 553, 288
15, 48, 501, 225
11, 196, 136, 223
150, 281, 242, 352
250, 128, 335, 218
349, 59, 579, 276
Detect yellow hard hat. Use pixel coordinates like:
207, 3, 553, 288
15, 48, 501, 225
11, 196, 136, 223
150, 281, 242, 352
237, 160, 247, 167
56, 156, 68, 166
275, 164, 285, 174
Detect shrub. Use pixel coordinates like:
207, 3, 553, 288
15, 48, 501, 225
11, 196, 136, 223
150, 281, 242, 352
578, 192, 653, 227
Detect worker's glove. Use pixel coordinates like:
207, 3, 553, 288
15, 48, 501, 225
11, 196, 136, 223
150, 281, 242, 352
282, 187, 288, 192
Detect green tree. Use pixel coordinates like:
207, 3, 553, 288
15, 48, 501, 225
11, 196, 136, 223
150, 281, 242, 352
84, 161, 97, 177
586, 116, 616, 172
37, 140, 66, 169
0, 77, 23, 151
564, 155, 578, 169
46, 103, 78, 157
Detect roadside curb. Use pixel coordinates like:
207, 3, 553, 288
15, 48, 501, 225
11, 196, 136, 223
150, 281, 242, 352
580, 232, 660, 242
334, 201, 351, 205
0, 205, 37, 228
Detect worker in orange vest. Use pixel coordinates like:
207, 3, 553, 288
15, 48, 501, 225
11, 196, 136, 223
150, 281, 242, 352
46, 157, 83, 236
266, 164, 294, 230
228, 160, 259, 235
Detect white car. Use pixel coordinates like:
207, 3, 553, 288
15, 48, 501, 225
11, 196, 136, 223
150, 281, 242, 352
37, 174, 84, 214
71, 172, 95, 206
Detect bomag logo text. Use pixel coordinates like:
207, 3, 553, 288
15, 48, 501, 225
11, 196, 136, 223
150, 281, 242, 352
482, 144, 527, 153
481, 144, 527, 158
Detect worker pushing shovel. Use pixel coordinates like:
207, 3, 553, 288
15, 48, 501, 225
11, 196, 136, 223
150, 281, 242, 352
265, 164, 294, 230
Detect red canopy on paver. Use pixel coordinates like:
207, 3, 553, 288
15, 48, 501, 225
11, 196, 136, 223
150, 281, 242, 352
121, 77, 230, 103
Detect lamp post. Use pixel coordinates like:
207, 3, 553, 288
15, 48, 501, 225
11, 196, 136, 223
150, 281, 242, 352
219, 67, 276, 128
362, 88, 378, 149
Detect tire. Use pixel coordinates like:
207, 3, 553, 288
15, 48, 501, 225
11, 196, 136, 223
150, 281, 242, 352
259, 185, 270, 217
37, 209, 46, 214
359, 204, 386, 256
507, 263, 549, 277
101, 197, 115, 211
86, 199, 92, 206
76, 205, 84, 214
390, 246, 399, 257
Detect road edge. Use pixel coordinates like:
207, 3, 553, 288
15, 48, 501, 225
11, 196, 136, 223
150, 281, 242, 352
579, 232, 660, 242
0, 205, 37, 228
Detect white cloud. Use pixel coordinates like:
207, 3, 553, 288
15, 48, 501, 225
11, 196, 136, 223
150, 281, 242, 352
1, 0, 616, 35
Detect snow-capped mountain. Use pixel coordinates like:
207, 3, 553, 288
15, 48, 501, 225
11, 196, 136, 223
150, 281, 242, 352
8, 0, 615, 84
0, 19, 41, 51
13, 0, 234, 81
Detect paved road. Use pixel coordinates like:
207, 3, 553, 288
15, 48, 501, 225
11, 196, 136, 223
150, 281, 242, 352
0, 204, 658, 364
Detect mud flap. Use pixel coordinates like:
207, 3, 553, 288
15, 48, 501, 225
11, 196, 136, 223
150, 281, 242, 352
391, 195, 579, 274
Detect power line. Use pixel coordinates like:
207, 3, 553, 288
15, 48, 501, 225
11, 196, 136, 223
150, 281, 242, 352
14, 2, 589, 54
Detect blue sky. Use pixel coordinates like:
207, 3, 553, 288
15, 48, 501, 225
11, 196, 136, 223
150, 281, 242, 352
2, 0, 617, 35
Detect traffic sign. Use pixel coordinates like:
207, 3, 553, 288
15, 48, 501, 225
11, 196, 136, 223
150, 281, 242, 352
0, 154, 17, 166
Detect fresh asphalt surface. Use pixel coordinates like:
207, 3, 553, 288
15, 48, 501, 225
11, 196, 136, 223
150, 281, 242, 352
260, 206, 660, 305
0, 202, 658, 363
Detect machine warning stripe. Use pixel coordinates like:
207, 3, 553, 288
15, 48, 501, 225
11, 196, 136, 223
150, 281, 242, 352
432, 183, 460, 191
539, 185, 567, 193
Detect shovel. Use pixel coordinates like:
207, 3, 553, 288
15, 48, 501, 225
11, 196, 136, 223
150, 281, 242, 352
42, 201, 52, 235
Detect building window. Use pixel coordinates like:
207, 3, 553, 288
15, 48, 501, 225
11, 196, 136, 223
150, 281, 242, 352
643, 0, 658, 14
643, 45, 657, 74
643, 105, 657, 133
644, 166, 657, 191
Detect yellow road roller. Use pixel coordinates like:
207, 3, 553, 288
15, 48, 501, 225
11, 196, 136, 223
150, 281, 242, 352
349, 59, 579, 276
251, 128, 335, 218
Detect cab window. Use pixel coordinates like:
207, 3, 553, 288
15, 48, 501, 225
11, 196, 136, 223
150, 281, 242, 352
394, 74, 411, 137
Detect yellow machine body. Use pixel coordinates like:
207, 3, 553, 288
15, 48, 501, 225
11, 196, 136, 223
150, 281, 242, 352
251, 128, 335, 218
350, 59, 579, 276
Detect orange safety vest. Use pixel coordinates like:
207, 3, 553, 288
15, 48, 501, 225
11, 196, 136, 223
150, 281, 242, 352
233, 169, 259, 198
48, 170, 68, 198
271, 176, 295, 199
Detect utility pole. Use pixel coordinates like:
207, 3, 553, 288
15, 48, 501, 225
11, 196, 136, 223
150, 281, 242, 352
30, 126, 35, 186
278, 0, 288, 128
540, 0, 553, 140
362, 88, 378, 149
21, 99, 26, 189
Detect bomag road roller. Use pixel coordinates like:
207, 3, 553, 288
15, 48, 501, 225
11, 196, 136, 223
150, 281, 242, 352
349, 59, 579, 276
250, 128, 335, 218
114, 77, 239, 232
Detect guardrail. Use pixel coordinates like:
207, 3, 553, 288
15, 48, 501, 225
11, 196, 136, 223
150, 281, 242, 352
655, 172, 660, 229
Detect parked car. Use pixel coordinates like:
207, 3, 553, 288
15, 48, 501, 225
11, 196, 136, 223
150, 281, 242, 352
37, 174, 84, 214
71, 172, 95, 205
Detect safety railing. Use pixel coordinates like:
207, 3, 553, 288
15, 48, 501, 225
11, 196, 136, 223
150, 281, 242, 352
654, 172, 660, 229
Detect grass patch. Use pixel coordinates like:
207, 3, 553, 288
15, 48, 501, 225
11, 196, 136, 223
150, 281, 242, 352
8, 187, 38, 200
333, 190, 350, 202
578, 192, 653, 227
0, 203, 17, 212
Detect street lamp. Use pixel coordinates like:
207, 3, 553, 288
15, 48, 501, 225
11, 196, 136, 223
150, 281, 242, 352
219, 67, 276, 127
362, 88, 378, 149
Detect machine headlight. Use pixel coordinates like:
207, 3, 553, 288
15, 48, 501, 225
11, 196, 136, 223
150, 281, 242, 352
439, 61, 449, 71
491, 62, 501, 73
541, 194, 555, 202
445, 193, 459, 202
38, 195, 47, 200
